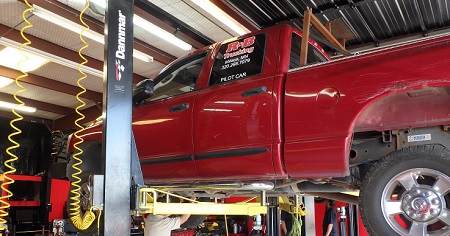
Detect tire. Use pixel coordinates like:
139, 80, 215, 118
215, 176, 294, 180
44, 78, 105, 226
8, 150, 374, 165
66, 142, 103, 183
360, 145, 450, 236
66, 142, 103, 234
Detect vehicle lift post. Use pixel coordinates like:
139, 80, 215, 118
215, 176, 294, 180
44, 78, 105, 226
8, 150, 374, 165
267, 197, 280, 236
99, 1, 281, 235
102, 0, 134, 235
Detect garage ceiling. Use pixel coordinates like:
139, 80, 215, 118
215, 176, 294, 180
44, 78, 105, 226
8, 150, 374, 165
0, 0, 448, 129
226, 0, 450, 47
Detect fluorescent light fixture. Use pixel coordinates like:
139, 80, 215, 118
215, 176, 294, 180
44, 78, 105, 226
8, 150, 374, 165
134, 15, 193, 51
0, 47, 48, 72
0, 101, 37, 113
33, 5, 104, 44
133, 49, 153, 63
90, 0, 106, 9
0, 76, 13, 88
32, 5, 154, 63
190, 0, 249, 36
0, 37, 102, 78
75, 1, 192, 51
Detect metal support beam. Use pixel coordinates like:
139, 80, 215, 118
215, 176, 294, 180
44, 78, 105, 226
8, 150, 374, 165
0, 65, 102, 103
102, 0, 134, 235
138, 188, 267, 216
304, 196, 316, 236
0, 92, 72, 115
267, 197, 280, 236
140, 201, 267, 216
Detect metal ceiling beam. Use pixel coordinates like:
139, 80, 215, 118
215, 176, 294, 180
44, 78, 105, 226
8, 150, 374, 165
0, 23, 146, 83
209, 0, 259, 31
0, 65, 102, 103
134, 0, 213, 47
53, 105, 101, 131
22, 0, 177, 65
0, 92, 73, 115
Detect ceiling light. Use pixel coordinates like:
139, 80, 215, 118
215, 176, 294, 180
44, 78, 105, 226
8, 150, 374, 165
0, 76, 13, 88
74, 1, 192, 51
134, 15, 193, 51
32, 5, 154, 63
0, 101, 37, 113
190, 0, 249, 36
89, 0, 106, 9
0, 37, 102, 77
33, 5, 104, 44
133, 49, 153, 63
0, 47, 48, 72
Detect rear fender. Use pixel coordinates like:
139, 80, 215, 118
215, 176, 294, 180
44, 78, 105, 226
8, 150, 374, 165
353, 86, 450, 132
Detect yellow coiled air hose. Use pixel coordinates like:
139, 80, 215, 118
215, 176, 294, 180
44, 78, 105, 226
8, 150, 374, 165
69, 0, 99, 231
0, 0, 33, 232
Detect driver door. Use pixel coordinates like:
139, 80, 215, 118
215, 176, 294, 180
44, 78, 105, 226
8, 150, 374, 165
133, 52, 207, 181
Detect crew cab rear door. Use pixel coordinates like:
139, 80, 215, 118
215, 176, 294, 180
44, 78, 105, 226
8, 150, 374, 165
193, 33, 279, 179
133, 52, 207, 181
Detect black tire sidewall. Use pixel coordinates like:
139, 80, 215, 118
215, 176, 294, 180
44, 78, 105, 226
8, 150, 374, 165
66, 142, 102, 182
360, 146, 450, 236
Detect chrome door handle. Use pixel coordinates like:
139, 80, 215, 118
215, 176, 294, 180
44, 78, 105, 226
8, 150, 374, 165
169, 103, 190, 112
241, 86, 268, 97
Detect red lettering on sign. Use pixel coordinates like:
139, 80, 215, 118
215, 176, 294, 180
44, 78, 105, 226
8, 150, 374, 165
242, 36, 255, 47
226, 36, 256, 53
226, 42, 240, 53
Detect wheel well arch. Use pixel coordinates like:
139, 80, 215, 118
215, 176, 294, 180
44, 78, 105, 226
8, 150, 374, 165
345, 85, 450, 168
351, 86, 450, 133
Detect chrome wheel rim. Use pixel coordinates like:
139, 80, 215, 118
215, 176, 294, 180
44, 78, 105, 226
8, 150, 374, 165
381, 168, 450, 236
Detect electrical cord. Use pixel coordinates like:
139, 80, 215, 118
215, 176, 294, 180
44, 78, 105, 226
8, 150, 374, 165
0, 0, 33, 233
68, 0, 99, 231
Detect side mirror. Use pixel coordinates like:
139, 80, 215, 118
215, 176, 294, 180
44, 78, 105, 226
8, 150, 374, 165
133, 79, 155, 105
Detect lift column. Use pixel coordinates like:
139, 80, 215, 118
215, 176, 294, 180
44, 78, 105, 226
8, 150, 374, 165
267, 197, 280, 236
102, 0, 134, 235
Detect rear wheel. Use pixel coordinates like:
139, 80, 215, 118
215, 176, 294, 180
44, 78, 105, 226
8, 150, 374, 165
360, 145, 450, 236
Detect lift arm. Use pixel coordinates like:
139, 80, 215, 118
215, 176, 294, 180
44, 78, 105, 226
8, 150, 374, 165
137, 188, 267, 216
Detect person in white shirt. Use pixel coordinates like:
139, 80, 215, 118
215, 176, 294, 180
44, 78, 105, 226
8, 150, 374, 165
144, 214, 190, 236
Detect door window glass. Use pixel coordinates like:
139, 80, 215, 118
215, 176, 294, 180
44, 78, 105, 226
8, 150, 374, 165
149, 53, 206, 101
290, 33, 327, 69
209, 34, 266, 85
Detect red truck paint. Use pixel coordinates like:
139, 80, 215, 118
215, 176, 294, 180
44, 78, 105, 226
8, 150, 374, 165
72, 23, 450, 183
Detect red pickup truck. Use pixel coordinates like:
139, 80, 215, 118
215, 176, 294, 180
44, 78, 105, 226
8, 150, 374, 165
71, 23, 450, 235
